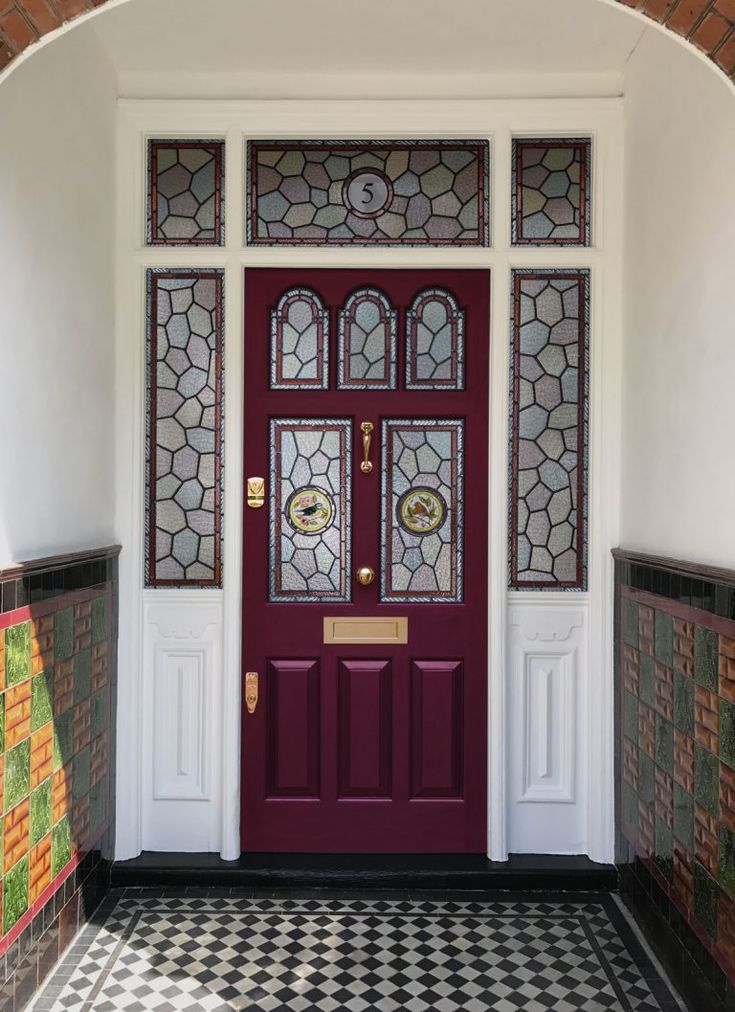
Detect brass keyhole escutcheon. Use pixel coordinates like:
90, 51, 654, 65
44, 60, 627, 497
245, 671, 259, 714
356, 566, 376, 586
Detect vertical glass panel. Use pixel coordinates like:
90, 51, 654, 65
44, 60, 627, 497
511, 138, 591, 246
270, 419, 352, 602
270, 288, 329, 390
338, 288, 397, 389
147, 140, 225, 246
146, 269, 224, 587
381, 419, 463, 603
406, 288, 465, 390
509, 269, 589, 590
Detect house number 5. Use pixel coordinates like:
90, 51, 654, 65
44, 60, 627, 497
343, 170, 392, 218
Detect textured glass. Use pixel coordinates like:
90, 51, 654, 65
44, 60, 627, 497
146, 269, 224, 587
509, 270, 589, 590
247, 140, 489, 246
147, 140, 224, 245
270, 419, 352, 602
381, 419, 463, 603
406, 289, 465, 390
511, 139, 591, 246
338, 288, 397, 389
271, 289, 329, 390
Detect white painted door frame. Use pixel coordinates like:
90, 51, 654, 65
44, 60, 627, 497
114, 97, 623, 863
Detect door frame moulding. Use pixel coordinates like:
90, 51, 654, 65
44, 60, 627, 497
114, 97, 623, 863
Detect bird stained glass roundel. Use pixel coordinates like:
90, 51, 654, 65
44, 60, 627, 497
286, 487, 334, 535
397, 488, 447, 536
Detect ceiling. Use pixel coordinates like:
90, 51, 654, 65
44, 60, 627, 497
90, 0, 647, 98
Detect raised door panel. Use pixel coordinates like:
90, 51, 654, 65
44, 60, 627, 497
266, 659, 320, 798
410, 660, 464, 798
337, 660, 392, 798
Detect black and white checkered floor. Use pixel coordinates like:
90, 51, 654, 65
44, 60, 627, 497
31, 890, 687, 1012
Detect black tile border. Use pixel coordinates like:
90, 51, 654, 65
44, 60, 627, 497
0, 545, 121, 613
612, 548, 735, 621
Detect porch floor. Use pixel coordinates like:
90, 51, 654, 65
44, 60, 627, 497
30, 889, 687, 1011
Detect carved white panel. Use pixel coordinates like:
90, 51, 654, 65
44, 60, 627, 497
520, 650, 575, 803
153, 646, 209, 800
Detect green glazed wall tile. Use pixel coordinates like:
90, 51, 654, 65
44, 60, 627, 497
624, 691, 638, 742
91, 596, 107, 645
639, 752, 655, 806
674, 672, 695, 737
73, 648, 91, 705
72, 746, 90, 802
624, 598, 639, 650
720, 698, 735, 770
673, 783, 694, 851
693, 860, 719, 937
5, 621, 30, 686
639, 654, 656, 710
52, 710, 73, 772
655, 816, 673, 881
89, 776, 107, 835
2, 853, 29, 934
29, 778, 52, 846
718, 824, 735, 899
90, 687, 108, 740
31, 669, 54, 732
694, 743, 720, 816
655, 714, 674, 775
654, 610, 673, 668
51, 816, 72, 879
694, 625, 719, 692
53, 607, 73, 663
0, 692, 4, 755
5, 739, 30, 811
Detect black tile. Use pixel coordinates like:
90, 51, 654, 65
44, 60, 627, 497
1, 580, 16, 613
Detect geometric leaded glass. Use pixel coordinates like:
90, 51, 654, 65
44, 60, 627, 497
270, 419, 352, 602
145, 269, 224, 587
337, 288, 397, 389
509, 270, 589, 590
406, 289, 465, 390
247, 140, 490, 247
270, 289, 329, 390
511, 139, 591, 247
147, 140, 225, 246
381, 419, 463, 603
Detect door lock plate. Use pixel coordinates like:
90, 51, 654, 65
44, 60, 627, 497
247, 476, 265, 509
245, 671, 259, 714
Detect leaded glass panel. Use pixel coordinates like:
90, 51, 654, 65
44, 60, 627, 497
270, 419, 352, 602
509, 269, 589, 590
511, 139, 591, 246
247, 140, 489, 247
381, 420, 463, 603
270, 289, 329, 390
406, 289, 465, 390
147, 140, 225, 246
338, 288, 397, 389
146, 269, 224, 587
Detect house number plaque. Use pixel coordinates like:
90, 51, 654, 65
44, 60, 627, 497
342, 170, 393, 219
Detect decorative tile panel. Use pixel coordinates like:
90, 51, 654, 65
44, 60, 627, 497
338, 288, 397, 390
270, 419, 352, 602
381, 419, 463, 603
512, 139, 591, 246
147, 140, 225, 246
247, 140, 490, 246
271, 288, 329, 390
146, 269, 224, 588
509, 270, 589, 591
406, 288, 465, 390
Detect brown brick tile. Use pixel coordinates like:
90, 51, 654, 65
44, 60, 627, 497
655, 662, 674, 720
673, 843, 694, 908
72, 795, 89, 846
52, 764, 72, 824
623, 644, 639, 696
6, 679, 32, 748
674, 618, 695, 679
721, 762, 735, 833
695, 802, 719, 875
29, 832, 52, 904
90, 732, 108, 785
73, 699, 91, 751
624, 737, 638, 790
53, 659, 74, 716
695, 685, 720, 752
639, 800, 655, 857
0, 754, 4, 813
3, 799, 30, 873
674, 729, 695, 793
92, 641, 108, 691
639, 606, 655, 656
30, 723, 54, 789
655, 766, 674, 827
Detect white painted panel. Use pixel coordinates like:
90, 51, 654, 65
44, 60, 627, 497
520, 651, 575, 804
153, 647, 208, 801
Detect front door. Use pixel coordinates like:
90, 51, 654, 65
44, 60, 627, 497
242, 268, 489, 852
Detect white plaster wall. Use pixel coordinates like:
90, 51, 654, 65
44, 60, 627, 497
0, 26, 117, 567
622, 30, 735, 569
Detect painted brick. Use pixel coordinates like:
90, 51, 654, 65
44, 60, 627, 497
30, 724, 54, 789
715, 29, 735, 72
696, 685, 720, 752
667, 0, 714, 35
3, 799, 30, 873
639, 606, 655, 656
696, 802, 719, 875
0, 7, 36, 51
642, 0, 678, 18
5, 679, 31, 748
693, 10, 731, 49
675, 729, 695, 793
18, 0, 61, 34
28, 833, 52, 904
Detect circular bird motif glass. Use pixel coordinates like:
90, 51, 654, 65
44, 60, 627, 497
342, 171, 393, 219
397, 487, 447, 536
286, 487, 334, 535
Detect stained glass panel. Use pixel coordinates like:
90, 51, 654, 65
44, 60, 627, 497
509, 269, 589, 590
381, 419, 463, 603
406, 289, 465, 390
270, 419, 352, 602
511, 139, 591, 246
146, 269, 224, 587
247, 140, 489, 247
338, 288, 397, 389
147, 140, 225, 246
270, 288, 329, 390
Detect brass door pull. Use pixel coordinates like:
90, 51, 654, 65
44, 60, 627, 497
360, 421, 374, 474
245, 671, 259, 714
356, 566, 376, 586
247, 476, 265, 509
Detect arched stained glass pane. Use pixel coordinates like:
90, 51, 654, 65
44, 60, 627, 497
406, 289, 465, 390
270, 288, 329, 389
337, 288, 397, 389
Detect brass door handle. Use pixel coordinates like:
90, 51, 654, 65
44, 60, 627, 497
360, 421, 374, 474
356, 566, 376, 586
245, 671, 258, 714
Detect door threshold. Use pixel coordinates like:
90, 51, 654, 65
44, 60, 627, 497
112, 852, 616, 891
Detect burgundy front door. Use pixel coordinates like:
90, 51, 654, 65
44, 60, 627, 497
242, 268, 489, 852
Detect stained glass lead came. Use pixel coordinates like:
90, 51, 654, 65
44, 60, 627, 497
406, 288, 465, 390
338, 288, 397, 390
511, 139, 591, 247
147, 140, 225, 246
270, 288, 329, 390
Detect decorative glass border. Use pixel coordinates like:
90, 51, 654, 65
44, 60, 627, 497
405, 288, 465, 390
269, 418, 352, 603
246, 139, 490, 247
508, 268, 589, 591
270, 288, 329, 390
146, 139, 225, 246
145, 268, 224, 588
337, 287, 397, 390
511, 138, 591, 247
380, 418, 464, 603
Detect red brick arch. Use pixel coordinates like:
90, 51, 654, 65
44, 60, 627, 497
0, 0, 734, 81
